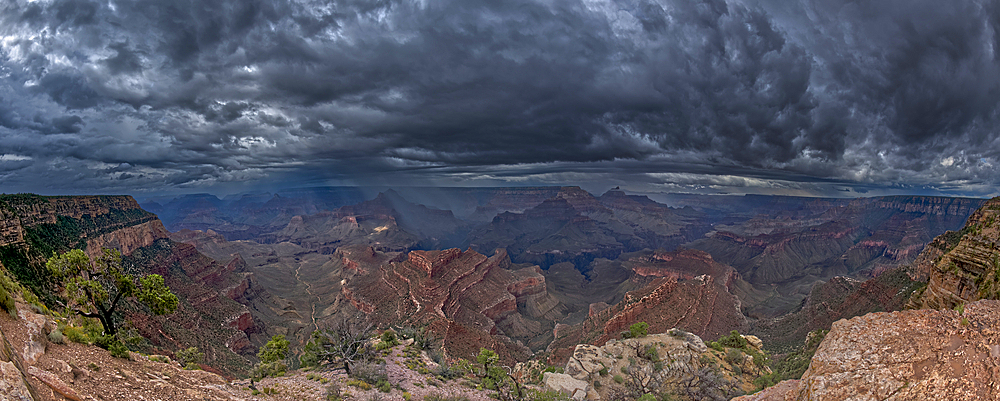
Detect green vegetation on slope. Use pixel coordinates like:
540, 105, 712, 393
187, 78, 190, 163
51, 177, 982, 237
753, 329, 827, 390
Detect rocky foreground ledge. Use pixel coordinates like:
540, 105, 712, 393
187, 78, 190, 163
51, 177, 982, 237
738, 299, 1000, 400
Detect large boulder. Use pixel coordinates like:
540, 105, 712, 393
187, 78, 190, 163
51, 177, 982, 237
543, 372, 589, 400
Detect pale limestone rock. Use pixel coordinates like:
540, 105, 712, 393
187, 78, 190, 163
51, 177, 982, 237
544, 372, 589, 399
0, 361, 32, 401
743, 335, 763, 350
565, 344, 604, 380
668, 328, 708, 353
16, 307, 45, 364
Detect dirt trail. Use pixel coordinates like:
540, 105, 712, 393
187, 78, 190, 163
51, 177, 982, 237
294, 262, 321, 333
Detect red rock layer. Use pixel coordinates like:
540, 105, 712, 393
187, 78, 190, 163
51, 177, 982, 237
545, 249, 748, 365
339, 245, 553, 362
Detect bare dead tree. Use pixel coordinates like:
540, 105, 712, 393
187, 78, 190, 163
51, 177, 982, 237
306, 315, 374, 374
671, 366, 743, 401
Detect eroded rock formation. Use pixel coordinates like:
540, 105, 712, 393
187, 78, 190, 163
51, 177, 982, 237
545, 249, 750, 365
339, 246, 562, 362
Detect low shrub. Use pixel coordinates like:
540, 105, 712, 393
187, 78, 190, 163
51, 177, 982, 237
176, 347, 204, 370
63, 326, 88, 344
93, 335, 115, 349
108, 340, 130, 359
325, 382, 342, 401
350, 360, 387, 385
251, 361, 287, 379
434, 362, 464, 380
48, 329, 64, 344
725, 348, 743, 365
717, 330, 748, 349
643, 344, 659, 362
628, 322, 649, 338
377, 330, 400, 350
525, 389, 572, 401
346, 379, 371, 390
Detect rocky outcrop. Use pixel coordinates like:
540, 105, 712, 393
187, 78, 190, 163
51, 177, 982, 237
543, 372, 589, 400
0, 310, 35, 401
743, 300, 1000, 400
0, 360, 33, 401
0, 298, 258, 401
561, 330, 760, 400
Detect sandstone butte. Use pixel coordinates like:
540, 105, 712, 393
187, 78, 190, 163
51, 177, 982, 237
736, 299, 1000, 401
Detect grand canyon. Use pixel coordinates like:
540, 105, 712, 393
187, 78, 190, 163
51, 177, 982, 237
2, 187, 999, 400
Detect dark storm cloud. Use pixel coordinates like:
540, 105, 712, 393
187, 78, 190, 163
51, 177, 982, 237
0, 0, 999, 196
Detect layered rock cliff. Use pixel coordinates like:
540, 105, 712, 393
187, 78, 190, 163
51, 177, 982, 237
0, 194, 163, 297
912, 197, 1000, 310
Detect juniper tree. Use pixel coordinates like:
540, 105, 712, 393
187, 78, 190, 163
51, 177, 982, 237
46, 248, 178, 336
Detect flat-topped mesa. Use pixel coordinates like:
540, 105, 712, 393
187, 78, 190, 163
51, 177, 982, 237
858, 195, 986, 215
630, 249, 723, 280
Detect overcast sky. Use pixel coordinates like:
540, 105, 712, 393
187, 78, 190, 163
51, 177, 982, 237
1, 0, 999, 198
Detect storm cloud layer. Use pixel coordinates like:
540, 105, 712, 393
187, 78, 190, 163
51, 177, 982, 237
1, 0, 999, 196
